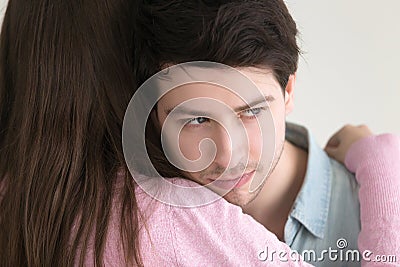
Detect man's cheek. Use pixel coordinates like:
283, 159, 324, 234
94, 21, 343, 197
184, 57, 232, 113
245, 126, 263, 161
178, 135, 201, 161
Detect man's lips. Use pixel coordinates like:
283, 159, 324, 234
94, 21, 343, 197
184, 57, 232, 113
206, 170, 256, 190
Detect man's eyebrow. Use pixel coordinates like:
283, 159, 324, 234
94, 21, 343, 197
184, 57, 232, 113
165, 106, 214, 117
165, 95, 275, 116
233, 95, 276, 112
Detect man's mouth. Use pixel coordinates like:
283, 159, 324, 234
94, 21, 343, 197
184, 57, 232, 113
206, 170, 256, 190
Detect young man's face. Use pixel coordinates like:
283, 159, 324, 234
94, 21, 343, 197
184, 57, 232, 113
155, 66, 294, 207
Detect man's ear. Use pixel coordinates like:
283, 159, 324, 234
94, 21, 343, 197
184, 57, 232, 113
284, 73, 296, 115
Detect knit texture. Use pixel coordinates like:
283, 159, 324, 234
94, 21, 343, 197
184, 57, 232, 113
345, 134, 400, 266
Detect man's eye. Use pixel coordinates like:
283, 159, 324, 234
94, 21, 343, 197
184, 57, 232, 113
186, 117, 210, 125
241, 107, 263, 118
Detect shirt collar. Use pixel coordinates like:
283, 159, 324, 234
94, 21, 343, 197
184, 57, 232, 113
285, 122, 332, 239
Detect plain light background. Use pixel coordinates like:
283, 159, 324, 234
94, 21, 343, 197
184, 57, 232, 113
285, 1, 400, 145
0, 0, 399, 145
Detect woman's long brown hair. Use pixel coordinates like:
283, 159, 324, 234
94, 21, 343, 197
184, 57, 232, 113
0, 0, 143, 266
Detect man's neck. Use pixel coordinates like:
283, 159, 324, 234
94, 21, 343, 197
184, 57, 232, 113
242, 140, 308, 241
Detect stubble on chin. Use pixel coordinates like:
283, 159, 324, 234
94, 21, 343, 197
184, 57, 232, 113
223, 138, 286, 208
222, 184, 263, 208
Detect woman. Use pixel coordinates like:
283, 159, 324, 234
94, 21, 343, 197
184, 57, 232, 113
0, 0, 140, 265
0, 0, 398, 266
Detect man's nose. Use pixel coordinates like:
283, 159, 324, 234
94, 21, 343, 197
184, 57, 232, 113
212, 121, 248, 170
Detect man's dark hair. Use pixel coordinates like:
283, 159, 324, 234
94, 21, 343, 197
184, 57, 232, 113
134, 0, 300, 89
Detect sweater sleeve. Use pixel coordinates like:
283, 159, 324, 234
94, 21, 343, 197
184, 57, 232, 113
169, 196, 312, 267
345, 134, 400, 266
137, 177, 313, 267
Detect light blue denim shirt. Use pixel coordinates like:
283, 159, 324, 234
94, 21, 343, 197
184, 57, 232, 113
284, 123, 361, 267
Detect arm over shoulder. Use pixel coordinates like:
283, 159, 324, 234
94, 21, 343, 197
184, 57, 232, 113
346, 134, 400, 266
138, 179, 312, 267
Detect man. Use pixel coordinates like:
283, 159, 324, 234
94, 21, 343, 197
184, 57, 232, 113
133, 1, 360, 266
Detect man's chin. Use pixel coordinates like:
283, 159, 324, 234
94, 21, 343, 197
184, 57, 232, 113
202, 179, 261, 207
221, 188, 258, 208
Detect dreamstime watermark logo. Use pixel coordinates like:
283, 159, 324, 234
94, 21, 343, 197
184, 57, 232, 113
258, 238, 397, 264
122, 61, 277, 207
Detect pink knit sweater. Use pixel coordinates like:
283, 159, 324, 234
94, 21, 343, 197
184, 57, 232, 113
100, 134, 400, 266
345, 134, 400, 266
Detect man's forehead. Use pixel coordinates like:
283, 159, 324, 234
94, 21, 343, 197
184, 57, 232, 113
157, 90, 276, 125
155, 64, 280, 98
157, 65, 278, 87
157, 79, 279, 115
